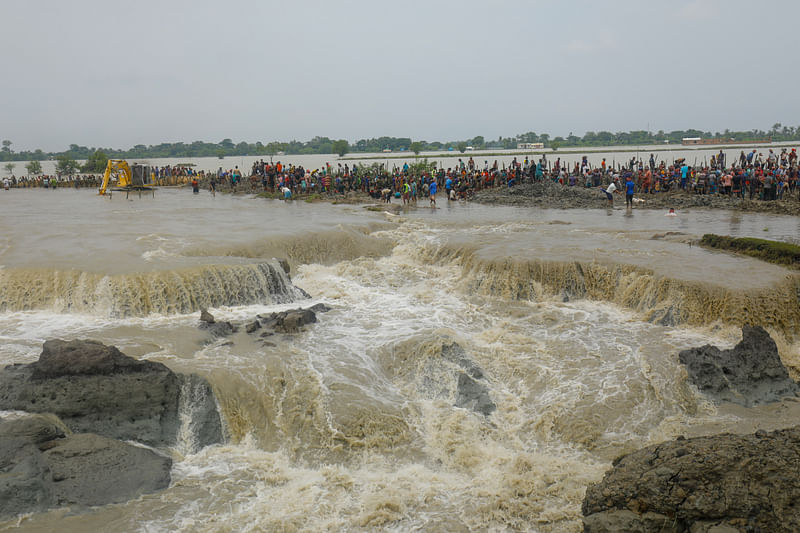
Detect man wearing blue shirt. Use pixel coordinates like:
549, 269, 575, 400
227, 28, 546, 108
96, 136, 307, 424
625, 175, 635, 208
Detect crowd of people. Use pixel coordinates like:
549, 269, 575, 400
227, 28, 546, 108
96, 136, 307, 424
4, 148, 799, 204
1, 165, 205, 190
2, 174, 102, 189
223, 148, 800, 205
586, 148, 800, 201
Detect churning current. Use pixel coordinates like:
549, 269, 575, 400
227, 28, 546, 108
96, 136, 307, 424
1, 189, 799, 532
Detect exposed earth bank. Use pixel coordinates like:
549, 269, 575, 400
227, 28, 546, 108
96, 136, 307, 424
473, 181, 800, 215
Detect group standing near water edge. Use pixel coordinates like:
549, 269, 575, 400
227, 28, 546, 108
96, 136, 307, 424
4, 147, 800, 208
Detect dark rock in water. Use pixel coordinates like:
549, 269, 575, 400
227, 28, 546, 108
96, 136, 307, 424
582, 426, 800, 532
281, 310, 316, 332
0, 434, 55, 519
31, 339, 163, 379
256, 304, 330, 335
198, 308, 242, 337
455, 373, 496, 416
444, 342, 495, 416
177, 374, 224, 453
308, 303, 332, 314
441, 342, 484, 380
0, 413, 68, 449
277, 258, 290, 275
200, 308, 215, 324
678, 325, 799, 406
199, 320, 238, 338
419, 342, 495, 417
0, 340, 223, 449
245, 320, 261, 334
44, 433, 171, 508
0, 413, 171, 520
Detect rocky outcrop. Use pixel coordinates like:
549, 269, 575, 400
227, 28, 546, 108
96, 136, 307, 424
45, 432, 171, 507
440, 342, 496, 416
411, 342, 495, 417
0, 432, 55, 518
582, 426, 800, 533
176, 374, 225, 454
0, 413, 171, 520
455, 373, 495, 416
0, 339, 223, 449
198, 303, 330, 340
198, 308, 239, 338
678, 325, 799, 407
256, 303, 331, 335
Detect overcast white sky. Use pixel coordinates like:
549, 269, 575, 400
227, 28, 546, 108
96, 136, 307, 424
2, 0, 799, 151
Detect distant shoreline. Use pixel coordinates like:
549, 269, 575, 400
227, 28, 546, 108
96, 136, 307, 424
340, 141, 800, 162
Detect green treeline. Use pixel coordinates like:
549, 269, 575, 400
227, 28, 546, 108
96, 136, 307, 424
1, 123, 798, 163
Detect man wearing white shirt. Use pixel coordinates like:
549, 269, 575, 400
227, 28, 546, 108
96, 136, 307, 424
602, 180, 619, 207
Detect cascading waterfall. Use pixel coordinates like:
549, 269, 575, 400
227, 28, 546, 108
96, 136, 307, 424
413, 241, 800, 337
0, 261, 306, 316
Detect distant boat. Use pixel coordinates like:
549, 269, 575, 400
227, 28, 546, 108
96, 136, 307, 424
277, 151, 285, 156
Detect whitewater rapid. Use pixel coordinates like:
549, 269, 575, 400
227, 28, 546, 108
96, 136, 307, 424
1, 189, 799, 532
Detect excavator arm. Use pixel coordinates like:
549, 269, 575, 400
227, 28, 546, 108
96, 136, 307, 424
98, 160, 132, 195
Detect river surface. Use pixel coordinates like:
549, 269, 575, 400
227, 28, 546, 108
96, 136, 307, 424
1, 189, 799, 532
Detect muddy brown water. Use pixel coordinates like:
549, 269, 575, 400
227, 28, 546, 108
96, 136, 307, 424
1, 188, 799, 532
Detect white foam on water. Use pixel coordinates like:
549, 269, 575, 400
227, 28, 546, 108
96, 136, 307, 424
4, 212, 800, 532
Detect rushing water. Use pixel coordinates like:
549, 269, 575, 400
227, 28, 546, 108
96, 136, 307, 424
1, 189, 799, 532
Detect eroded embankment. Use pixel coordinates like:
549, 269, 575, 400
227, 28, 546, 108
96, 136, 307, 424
416, 242, 800, 337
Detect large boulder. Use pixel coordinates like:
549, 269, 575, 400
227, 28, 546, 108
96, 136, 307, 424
0, 413, 171, 520
44, 432, 172, 507
0, 435, 55, 519
0, 339, 223, 449
678, 325, 799, 406
582, 427, 800, 532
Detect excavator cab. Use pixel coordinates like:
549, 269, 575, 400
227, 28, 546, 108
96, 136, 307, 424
99, 159, 155, 196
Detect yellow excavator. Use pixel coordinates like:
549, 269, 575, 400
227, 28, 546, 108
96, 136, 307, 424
98, 159, 155, 196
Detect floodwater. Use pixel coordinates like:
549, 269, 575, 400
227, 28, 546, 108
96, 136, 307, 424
1, 188, 799, 532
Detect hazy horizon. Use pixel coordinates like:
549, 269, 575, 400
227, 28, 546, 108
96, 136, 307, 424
2, 0, 799, 152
